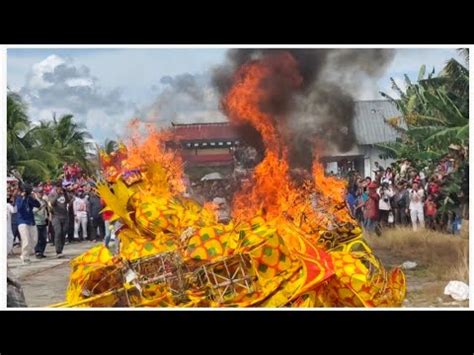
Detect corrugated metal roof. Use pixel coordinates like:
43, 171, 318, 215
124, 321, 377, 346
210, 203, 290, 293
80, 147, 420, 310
171, 100, 404, 146
353, 100, 405, 145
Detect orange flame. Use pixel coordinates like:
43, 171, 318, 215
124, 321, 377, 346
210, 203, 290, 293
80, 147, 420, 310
99, 119, 185, 194
224, 51, 354, 228
223, 52, 302, 154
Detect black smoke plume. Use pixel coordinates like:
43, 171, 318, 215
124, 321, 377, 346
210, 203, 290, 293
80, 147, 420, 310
212, 49, 395, 168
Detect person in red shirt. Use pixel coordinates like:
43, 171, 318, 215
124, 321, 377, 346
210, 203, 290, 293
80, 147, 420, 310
364, 182, 380, 233
427, 176, 440, 196
424, 194, 437, 230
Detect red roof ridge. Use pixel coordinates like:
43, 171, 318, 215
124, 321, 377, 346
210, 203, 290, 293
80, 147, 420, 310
171, 121, 230, 127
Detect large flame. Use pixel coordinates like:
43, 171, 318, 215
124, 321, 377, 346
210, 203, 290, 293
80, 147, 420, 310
224, 51, 354, 228
60, 51, 405, 309
223, 51, 302, 154
124, 119, 186, 195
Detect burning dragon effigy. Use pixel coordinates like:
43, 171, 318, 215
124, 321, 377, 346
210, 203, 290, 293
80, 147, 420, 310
54, 51, 405, 308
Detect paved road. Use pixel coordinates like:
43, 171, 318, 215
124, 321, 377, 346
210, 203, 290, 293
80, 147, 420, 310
8, 241, 106, 307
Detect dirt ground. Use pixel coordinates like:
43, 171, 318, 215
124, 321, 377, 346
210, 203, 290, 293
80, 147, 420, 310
367, 226, 469, 308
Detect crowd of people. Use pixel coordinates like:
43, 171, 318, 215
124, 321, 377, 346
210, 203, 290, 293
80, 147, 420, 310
7, 146, 469, 265
7, 164, 116, 264
346, 156, 468, 235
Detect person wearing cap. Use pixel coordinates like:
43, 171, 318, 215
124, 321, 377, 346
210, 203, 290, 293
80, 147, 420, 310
15, 183, 41, 264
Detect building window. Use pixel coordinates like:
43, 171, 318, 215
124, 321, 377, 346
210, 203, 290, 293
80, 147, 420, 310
210, 142, 216, 146
218, 142, 224, 146
202, 142, 208, 147
194, 143, 199, 147
226, 142, 232, 146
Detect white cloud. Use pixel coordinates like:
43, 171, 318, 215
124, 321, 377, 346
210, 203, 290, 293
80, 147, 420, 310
26, 55, 66, 90
14, 54, 134, 143
139, 71, 225, 126
65, 77, 94, 87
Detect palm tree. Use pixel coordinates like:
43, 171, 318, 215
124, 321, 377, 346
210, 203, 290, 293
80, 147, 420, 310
42, 114, 95, 176
7, 92, 51, 182
7, 91, 96, 182
103, 139, 119, 154
7, 92, 30, 165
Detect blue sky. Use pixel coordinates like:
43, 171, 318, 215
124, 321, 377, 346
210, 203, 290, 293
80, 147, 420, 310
7, 47, 462, 144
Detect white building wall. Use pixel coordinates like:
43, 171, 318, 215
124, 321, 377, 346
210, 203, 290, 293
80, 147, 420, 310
362, 146, 395, 178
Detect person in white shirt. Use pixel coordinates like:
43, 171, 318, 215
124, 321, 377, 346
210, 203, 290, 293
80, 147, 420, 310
409, 182, 425, 231
7, 192, 17, 255
73, 189, 89, 241
377, 182, 394, 227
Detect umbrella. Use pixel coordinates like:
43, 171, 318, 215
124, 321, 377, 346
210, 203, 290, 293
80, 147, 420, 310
201, 172, 224, 181
7, 176, 18, 183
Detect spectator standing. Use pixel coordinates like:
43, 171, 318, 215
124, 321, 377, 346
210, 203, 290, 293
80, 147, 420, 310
15, 184, 40, 264
66, 188, 75, 243
11, 202, 21, 247
88, 190, 105, 241
424, 195, 437, 230
382, 167, 394, 185
354, 188, 366, 224
364, 182, 380, 233
49, 183, 70, 257
409, 182, 425, 231
33, 188, 48, 258
372, 162, 382, 180
392, 181, 410, 225
346, 189, 357, 217
73, 188, 89, 241
377, 182, 394, 228
7, 190, 17, 255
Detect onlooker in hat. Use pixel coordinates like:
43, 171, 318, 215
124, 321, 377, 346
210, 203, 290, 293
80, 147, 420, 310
16, 183, 41, 264
49, 182, 70, 257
